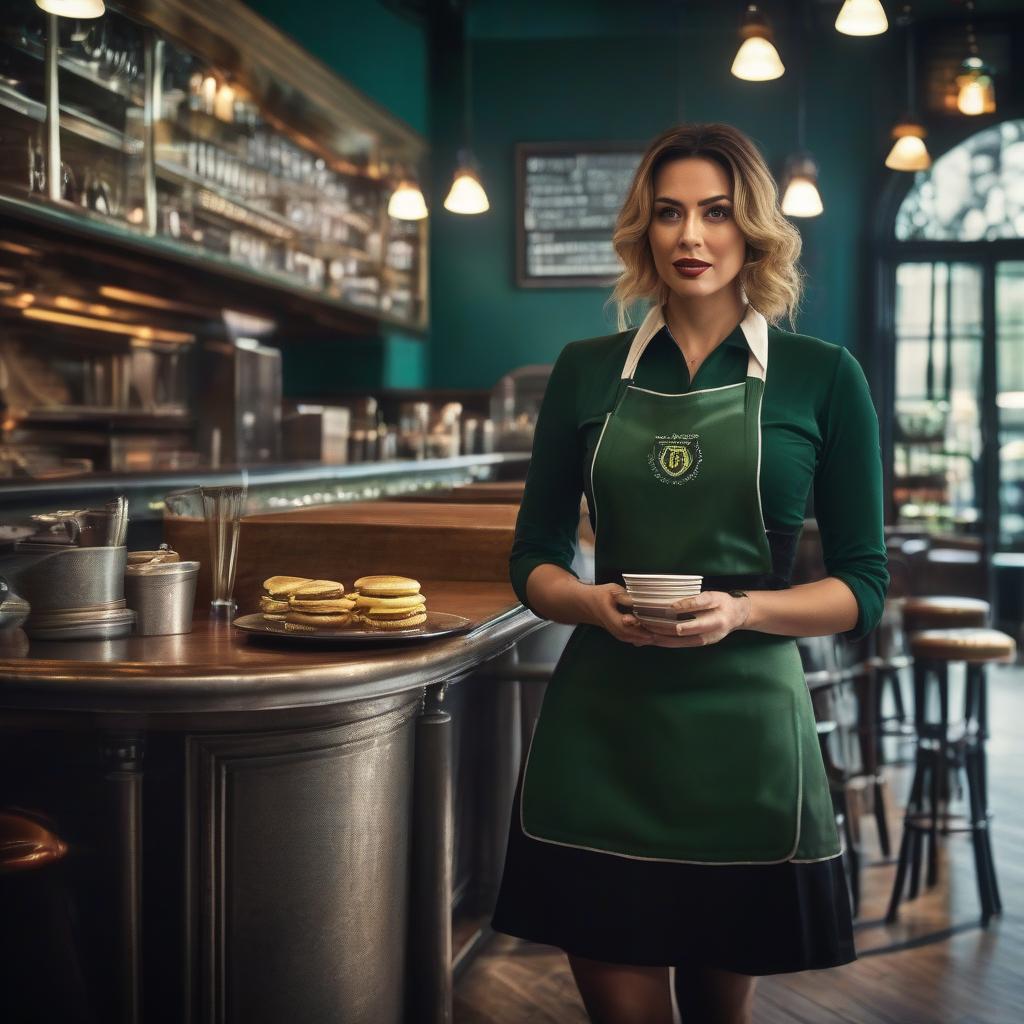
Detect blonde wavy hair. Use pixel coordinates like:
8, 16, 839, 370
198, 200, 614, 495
608, 123, 804, 331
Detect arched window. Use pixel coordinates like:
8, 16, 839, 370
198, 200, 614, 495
895, 119, 1024, 241
879, 120, 1024, 556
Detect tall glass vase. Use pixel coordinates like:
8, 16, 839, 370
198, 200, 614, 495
164, 483, 247, 619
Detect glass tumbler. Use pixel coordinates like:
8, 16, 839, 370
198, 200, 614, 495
201, 485, 246, 618
164, 484, 247, 618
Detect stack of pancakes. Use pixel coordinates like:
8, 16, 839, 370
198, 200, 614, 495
352, 576, 427, 630
285, 580, 355, 630
260, 576, 309, 620
261, 576, 356, 630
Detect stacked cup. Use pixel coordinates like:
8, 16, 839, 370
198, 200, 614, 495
622, 573, 703, 626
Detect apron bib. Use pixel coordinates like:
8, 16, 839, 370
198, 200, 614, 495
520, 304, 841, 864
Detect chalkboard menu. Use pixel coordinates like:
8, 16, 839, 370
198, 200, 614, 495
516, 142, 643, 288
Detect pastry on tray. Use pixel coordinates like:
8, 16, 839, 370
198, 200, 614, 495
352, 576, 427, 630
261, 575, 312, 621
283, 579, 355, 631
255, 574, 429, 632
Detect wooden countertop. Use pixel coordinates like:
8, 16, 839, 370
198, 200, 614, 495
0, 581, 540, 715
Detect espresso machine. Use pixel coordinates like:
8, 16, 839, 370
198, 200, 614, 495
198, 338, 282, 466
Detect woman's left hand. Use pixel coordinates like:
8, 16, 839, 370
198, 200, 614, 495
637, 590, 751, 647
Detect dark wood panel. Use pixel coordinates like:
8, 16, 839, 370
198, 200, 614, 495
166, 501, 519, 610
394, 482, 527, 505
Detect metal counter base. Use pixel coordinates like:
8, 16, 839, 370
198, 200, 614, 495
0, 587, 544, 1024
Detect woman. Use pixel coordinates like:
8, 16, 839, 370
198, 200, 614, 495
490, 122, 889, 1024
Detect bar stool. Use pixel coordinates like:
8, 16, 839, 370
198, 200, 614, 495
0, 811, 93, 1023
801, 632, 892, 867
901, 595, 989, 632
0, 811, 67, 874
876, 597, 991, 766
885, 628, 1015, 925
873, 598, 914, 768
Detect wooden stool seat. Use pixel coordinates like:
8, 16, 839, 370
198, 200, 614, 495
908, 628, 1015, 664
0, 813, 67, 874
902, 596, 989, 632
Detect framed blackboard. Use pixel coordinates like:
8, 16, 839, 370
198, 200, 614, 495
516, 141, 644, 289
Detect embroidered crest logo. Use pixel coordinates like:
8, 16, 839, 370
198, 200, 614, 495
649, 434, 702, 485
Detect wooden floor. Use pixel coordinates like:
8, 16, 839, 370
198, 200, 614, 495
454, 665, 1024, 1024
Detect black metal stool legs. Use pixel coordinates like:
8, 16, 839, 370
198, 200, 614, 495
964, 744, 1001, 923
887, 651, 1005, 926
873, 776, 891, 860
885, 741, 930, 922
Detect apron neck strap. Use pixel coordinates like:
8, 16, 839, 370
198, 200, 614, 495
620, 303, 769, 383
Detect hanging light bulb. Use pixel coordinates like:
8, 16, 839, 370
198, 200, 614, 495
885, 119, 931, 171
34, 0, 105, 16
445, 18, 489, 217
885, 8, 930, 172
835, 0, 888, 36
780, 8, 820, 218
444, 151, 489, 215
388, 176, 428, 221
956, 56, 996, 115
781, 155, 824, 217
731, 4, 785, 82
954, 1, 996, 116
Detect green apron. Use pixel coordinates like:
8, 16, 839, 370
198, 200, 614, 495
520, 303, 841, 864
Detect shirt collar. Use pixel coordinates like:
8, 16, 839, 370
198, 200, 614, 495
627, 302, 768, 378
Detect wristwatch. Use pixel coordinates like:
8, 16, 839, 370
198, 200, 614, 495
727, 589, 748, 599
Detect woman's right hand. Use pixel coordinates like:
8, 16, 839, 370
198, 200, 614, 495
581, 583, 657, 646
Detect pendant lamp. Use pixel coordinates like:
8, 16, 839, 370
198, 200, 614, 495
444, 11, 489, 215
885, 6, 931, 172
444, 150, 489, 215
388, 174, 428, 221
835, 0, 888, 36
781, 1, 822, 218
34, 0, 105, 16
730, 4, 784, 82
955, 1, 996, 116
781, 155, 824, 217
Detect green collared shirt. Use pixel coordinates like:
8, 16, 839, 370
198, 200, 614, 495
510, 321, 890, 641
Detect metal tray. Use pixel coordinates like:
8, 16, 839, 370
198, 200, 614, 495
232, 611, 473, 645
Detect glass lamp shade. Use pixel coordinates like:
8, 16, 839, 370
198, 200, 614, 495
781, 154, 823, 218
834, 0, 888, 36
443, 169, 489, 215
387, 181, 428, 220
35, 0, 106, 16
885, 135, 931, 171
956, 59, 996, 116
781, 177, 824, 217
731, 36, 785, 81
885, 121, 931, 171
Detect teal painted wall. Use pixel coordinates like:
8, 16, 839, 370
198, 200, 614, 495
247, 1, 910, 393
429, 2, 906, 388
245, 0, 427, 133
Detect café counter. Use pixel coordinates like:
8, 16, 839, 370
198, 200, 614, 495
0, 504, 547, 1024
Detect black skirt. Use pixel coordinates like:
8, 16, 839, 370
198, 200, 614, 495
491, 765, 857, 976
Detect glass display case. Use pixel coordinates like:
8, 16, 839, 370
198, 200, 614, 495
0, 0, 427, 330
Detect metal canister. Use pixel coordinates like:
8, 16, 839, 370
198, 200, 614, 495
124, 560, 200, 636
